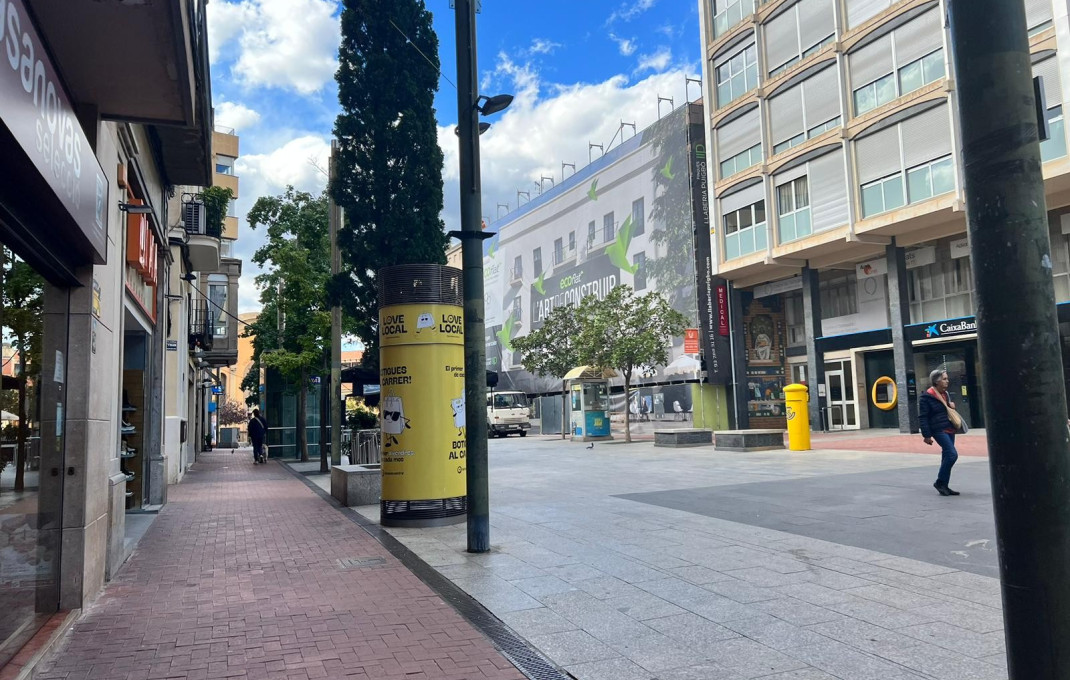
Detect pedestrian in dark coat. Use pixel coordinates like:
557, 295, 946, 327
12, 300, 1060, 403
249, 409, 267, 464
919, 369, 960, 496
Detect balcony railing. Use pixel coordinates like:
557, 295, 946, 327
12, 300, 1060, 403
553, 246, 577, 266
189, 302, 214, 352
182, 197, 222, 238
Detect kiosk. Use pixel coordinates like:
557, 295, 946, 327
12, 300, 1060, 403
564, 366, 616, 441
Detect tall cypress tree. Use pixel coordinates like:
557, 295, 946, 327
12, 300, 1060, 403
332, 0, 448, 362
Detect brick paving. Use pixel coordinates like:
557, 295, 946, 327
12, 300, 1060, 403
811, 431, 989, 457
37, 451, 525, 680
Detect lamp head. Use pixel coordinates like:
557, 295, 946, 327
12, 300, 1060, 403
476, 94, 513, 116
119, 202, 153, 215
454, 122, 492, 136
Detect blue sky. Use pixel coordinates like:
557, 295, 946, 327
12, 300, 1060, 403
205, 0, 704, 312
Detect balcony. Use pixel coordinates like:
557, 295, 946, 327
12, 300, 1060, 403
201, 260, 242, 368
509, 265, 523, 286
189, 302, 214, 353
182, 198, 221, 272
553, 246, 577, 268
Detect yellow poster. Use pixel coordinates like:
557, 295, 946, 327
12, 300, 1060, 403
379, 304, 467, 502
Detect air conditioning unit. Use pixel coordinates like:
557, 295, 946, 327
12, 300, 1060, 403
183, 200, 206, 234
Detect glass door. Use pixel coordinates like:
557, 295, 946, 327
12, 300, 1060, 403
824, 359, 859, 430
825, 370, 846, 429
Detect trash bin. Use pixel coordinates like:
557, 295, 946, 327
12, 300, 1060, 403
783, 383, 810, 451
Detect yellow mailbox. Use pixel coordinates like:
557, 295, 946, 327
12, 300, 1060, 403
783, 383, 811, 451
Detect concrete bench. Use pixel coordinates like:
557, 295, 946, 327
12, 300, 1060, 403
330, 464, 381, 507
654, 429, 713, 448
714, 429, 786, 452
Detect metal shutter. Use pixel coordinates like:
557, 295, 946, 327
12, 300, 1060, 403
809, 149, 849, 231
770, 84, 805, 146
716, 109, 762, 158
721, 182, 766, 215
798, 0, 835, 51
715, 40, 753, 69
1035, 57, 1062, 107
849, 34, 894, 88
893, 8, 942, 66
902, 104, 952, 168
765, 8, 801, 72
856, 125, 902, 183
803, 66, 841, 127
845, 0, 891, 29
1024, 0, 1053, 30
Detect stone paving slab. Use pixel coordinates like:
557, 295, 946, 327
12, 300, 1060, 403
351, 438, 1009, 679
37, 452, 525, 680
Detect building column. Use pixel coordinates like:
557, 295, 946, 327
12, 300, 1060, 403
886, 240, 919, 433
729, 285, 749, 429
801, 267, 825, 430
146, 251, 168, 506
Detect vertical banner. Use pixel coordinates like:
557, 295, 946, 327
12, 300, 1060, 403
378, 304, 467, 502
689, 115, 731, 381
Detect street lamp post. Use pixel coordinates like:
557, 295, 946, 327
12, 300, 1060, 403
453, 0, 511, 553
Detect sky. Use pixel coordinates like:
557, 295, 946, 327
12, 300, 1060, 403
206, 0, 705, 314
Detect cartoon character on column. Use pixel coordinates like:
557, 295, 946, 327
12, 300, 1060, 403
451, 392, 466, 437
382, 394, 412, 448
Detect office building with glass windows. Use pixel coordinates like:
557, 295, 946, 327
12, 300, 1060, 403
698, 0, 1070, 433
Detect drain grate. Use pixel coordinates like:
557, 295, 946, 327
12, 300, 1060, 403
337, 556, 387, 569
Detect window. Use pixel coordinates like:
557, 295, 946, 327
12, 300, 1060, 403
906, 156, 955, 204
712, 0, 756, 38
633, 252, 647, 290
765, 0, 836, 76
632, 198, 645, 236
720, 144, 762, 179
820, 273, 858, 318
209, 284, 228, 337
723, 199, 767, 260
227, 198, 237, 218
512, 255, 522, 280
553, 237, 564, 265
861, 174, 906, 217
532, 247, 542, 275
569, 230, 576, 252
777, 177, 811, 243
773, 134, 805, 155
807, 116, 841, 139
587, 221, 597, 247
603, 212, 615, 242
897, 49, 945, 99
785, 292, 806, 347
853, 73, 896, 115
909, 250, 975, 323
215, 163, 232, 175
1042, 105, 1067, 162
510, 298, 522, 321
716, 44, 758, 108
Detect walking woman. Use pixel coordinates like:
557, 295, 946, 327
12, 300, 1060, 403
919, 369, 961, 496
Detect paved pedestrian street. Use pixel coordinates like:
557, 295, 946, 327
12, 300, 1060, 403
36, 452, 525, 680
340, 436, 1009, 680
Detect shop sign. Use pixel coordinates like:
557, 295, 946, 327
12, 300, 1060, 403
166, 340, 178, 351
0, 0, 108, 261
905, 246, 936, 269
950, 237, 971, 259
753, 277, 803, 298
717, 285, 729, 336
907, 315, 977, 341
683, 328, 699, 354
211, 385, 224, 395
856, 258, 887, 278
690, 118, 730, 381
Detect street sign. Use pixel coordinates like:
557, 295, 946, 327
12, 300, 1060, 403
684, 328, 700, 354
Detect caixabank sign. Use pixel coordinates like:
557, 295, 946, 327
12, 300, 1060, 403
906, 316, 977, 341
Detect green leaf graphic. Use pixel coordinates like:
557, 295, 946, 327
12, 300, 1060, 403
660, 155, 676, 181
488, 241, 498, 258
496, 315, 517, 351
533, 271, 546, 295
606, 215, 639, 274
587, 179, 599, 201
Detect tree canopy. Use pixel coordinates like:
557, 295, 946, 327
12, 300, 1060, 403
332, 0, 448, 361
510, 304, 583, 439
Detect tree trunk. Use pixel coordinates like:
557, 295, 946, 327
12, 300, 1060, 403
297, 369, 309, 461
14, 372, 26, 491
318, 372, 328, 473
623, 371, 632, 443
561, 385, 567, 440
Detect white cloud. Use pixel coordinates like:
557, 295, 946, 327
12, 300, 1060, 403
437, 54, 696, 235
636, 47, 672, 74
609, 33, 637, 56
607, 0, 658, 24
215, 101, 262, 132
208, 0, 340, 94
528, 39, 562, 55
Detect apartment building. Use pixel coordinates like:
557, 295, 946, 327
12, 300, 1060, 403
698, 0, 1069, 432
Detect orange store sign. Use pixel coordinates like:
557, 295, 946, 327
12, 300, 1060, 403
124, 197, 158, 320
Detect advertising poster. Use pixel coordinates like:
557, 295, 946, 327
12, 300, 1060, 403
379, 304, 467, 501
743, 297, 787, 425
529, 253, 620, 328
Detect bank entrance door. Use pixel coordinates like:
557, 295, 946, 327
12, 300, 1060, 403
824, 359, 858, 430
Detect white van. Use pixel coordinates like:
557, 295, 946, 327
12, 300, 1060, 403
486, 391, 531, 437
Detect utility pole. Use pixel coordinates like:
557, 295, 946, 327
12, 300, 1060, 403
454, 0, 491, 553
329, 140, 343, 467
948, 1, 1070, 676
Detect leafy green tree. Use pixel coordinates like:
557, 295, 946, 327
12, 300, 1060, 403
577, 285, 689, 442
245, 188, 330, 462
2, 251, 43, 490
332, 0, 448, 360
510, 304, 583, 439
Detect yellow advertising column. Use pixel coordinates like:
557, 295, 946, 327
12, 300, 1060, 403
378, 265, 467, 527
783, 383, 811, 451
